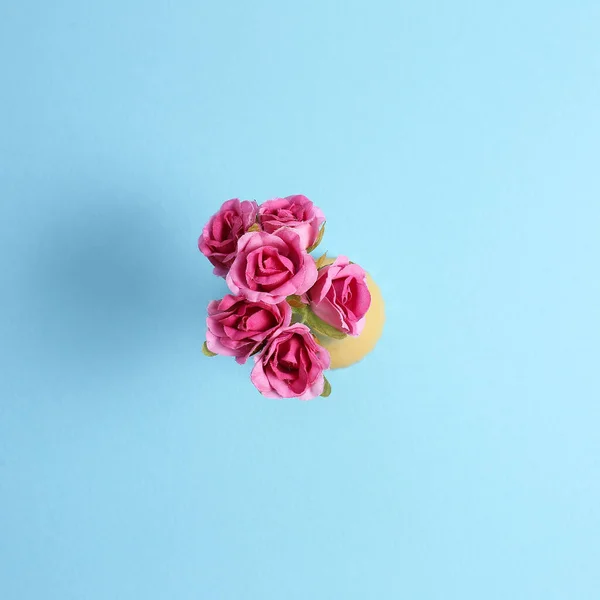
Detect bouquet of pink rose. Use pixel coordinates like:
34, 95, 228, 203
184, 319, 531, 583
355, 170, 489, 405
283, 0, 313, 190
198, 195, 371, 400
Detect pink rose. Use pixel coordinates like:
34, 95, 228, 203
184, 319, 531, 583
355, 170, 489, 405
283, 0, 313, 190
198, 198, 259, 277
307, 256, 371, 336
206, 295, 292, 364
251, 324, 331, 400
226, 229, 318, 304
258, 195, 325, 249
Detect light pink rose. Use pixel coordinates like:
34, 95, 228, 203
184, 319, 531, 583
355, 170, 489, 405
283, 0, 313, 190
307, 256, 371, 336
251, 324, 331, 400
226, 229, 318, 304
258, 195, 325, 249
198, 198, 259, 277
206, 295, 292, 364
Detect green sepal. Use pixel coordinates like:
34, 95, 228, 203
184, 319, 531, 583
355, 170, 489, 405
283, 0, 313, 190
304, 308, 347, 340
315, 252, 329, 270
202, 341, 217, 357
249, 344, 263, 357
321, 376, 332, 397
307, 222, 326, 253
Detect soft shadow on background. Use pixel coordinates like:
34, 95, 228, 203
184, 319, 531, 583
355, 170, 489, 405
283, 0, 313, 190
0, 177, 224, 408
35, 193, 189, 359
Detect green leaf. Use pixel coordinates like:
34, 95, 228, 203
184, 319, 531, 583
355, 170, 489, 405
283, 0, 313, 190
304, 308, 347, 340
247, 223, 260, 232
320, 376, 332, 397
286, 295, 305, 308
315, 252, 329, 270
306, 222, 326, 253
202, 341, 217, 357
291, 303, 308, 324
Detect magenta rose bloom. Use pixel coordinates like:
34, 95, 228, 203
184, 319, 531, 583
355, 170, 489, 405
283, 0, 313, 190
258, 195, 325, 249
206, 295, 292, 364
307, 256, 371, 336
226, 229, 318, 304
198, 198, 259, 277
251, 324, 331, 400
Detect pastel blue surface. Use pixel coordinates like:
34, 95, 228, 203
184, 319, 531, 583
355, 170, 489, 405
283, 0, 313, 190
1, 1, 599, 598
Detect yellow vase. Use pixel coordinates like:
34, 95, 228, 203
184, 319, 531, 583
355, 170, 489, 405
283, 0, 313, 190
316, 259, 385, 370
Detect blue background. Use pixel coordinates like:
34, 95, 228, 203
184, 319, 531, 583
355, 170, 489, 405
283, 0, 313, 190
1, 1, 599, 598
